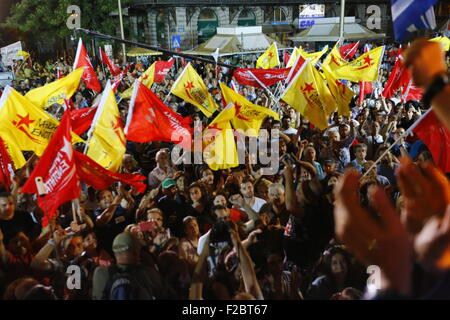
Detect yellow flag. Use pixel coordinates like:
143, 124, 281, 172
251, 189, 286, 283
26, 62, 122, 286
202, 103, 239, 171
256, 43, 280, 69
3, 139, 26, 169
322, 43, 346, 73
16, 50, 30, 59
120, 62, 156, 99
25, 67, 84, 109
281, 61, 335, 130
333, 46, 385, 82
323, 67, 355, 117
429, 36, 450, 51
286, 47, 300, 67
170, 63, 218, 117
219, 82, 279, 136
298, 45, 329, 65
86, 81, 126, 172
0, 86, 83, 158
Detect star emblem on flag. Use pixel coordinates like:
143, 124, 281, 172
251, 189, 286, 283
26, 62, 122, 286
12, 114, 35, 128
111, 116, 126, 146
184, 82, 195, 90
302, 83, 315, 94
234, 102, 250, 121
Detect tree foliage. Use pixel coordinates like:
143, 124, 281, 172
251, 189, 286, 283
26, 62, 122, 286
3, 0, 132, 41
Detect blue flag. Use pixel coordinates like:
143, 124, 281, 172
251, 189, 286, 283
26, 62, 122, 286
391, 0, 438, 41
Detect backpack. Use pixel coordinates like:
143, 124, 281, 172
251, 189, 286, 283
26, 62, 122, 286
102, 265, 155, 300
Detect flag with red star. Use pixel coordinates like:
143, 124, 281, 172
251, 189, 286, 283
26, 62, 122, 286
333, 46, 385, 82
219, 82, 279, 136
0, 86, 83, 167
281, 61, 335, 130
322, 43, 346, 73
170, 63, 218, 117
85, 81, 126, 172
256, 43, 280, 69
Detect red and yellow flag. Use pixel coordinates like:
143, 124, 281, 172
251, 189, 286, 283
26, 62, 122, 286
25, 67, 84, 109
298, 45, 329, 66
203, 103, 239, 171
281, 61, 336, 130
0, 86, 83, 164
322, 43, 346, 73
85, 81, 126, 172
219, 82, 279, 136
256, 43, 280, 69
171, 63, 218, 117
323, 67, 355, 117
333, 46, 385, 82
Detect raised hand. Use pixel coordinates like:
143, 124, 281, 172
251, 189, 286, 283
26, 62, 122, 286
334, 170, 412, 295
397, 157, 450, 234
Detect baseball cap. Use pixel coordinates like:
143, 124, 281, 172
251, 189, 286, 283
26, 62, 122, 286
162, 178, 176, 189
112, 232, 140, 253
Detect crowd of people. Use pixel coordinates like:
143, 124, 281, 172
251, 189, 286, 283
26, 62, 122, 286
0, 38, 449, 300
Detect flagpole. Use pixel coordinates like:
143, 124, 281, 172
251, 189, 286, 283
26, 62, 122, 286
246, 71, 280, 111
339, 0, 346, 41
362, 108, 433, 178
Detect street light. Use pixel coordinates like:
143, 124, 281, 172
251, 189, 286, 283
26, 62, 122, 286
118, 0, 126, 62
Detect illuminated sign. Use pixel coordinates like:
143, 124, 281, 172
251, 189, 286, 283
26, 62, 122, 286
298, 4, 325, 29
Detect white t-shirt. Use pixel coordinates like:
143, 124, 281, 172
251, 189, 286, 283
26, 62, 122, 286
250, 197, 266, 213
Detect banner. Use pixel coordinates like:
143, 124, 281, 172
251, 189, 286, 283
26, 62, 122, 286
233, 68, 290, 88
0, 41, 23, 67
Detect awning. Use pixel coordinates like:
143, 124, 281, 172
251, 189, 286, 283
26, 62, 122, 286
126, 47, 163, 57
289, 18, 385, 42
185, 26, 290, 57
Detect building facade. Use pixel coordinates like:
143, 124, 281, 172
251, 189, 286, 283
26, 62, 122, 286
126, 0, 394, 50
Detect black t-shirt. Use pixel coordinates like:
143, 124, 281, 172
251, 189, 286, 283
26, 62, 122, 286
283, 199, 334, 269
0, 211, 39, 244
157, 194, 193, 238
94, 205, 133, 255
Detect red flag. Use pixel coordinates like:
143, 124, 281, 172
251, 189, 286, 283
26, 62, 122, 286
124, 80, 192, 149
233, 67, 291, 88
21, 111, 81, 226
340, 42, 360, 60
285, 55, 307, 84
63, 98, 75, 111
413, 110, 450, 173
73, 150, 147, 193
401, 79, 423, 102
154, 59, 175, 83
100, 48, 121, 76
0, 138, 15, 190
71, 106, 98, 135
381, 53, 406, 99
112, 64, 131, 92
358, 81, 373, 106
57, 68, 63, 79
73, 39, 101, 92
283, 51, 290, 66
